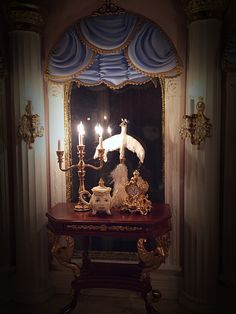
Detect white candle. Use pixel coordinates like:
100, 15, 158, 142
77, 122, 85, 145
95, 123, 103, 148
107, 126, 112, 136
58, 139, 61, 151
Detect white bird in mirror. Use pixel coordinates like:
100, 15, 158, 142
93, 118, 145, 163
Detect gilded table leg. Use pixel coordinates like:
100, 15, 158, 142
48, 230, 80, 277
60, 289, 79, 314
137, 233, 171, 314
48, 231, 80, 313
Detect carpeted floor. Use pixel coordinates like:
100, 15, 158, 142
1, 292, 186, 314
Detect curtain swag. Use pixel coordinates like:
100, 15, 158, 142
46, 13, 181, 88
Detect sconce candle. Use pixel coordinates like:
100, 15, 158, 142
77, 122, 85, 146
95, 123, 103, 149
58, 139, 61, 151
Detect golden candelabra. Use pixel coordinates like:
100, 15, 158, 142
56, 145, 105, 211
179, 97, 212, 149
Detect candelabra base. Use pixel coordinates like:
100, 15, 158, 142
74, 201, 90, 212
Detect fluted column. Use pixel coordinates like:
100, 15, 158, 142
221, 33, 236, 295
7, 2, 52, 303
0, 54, 14, 303
180, 1, 224, 312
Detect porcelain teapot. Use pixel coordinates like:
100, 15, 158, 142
79, 178, 112, 215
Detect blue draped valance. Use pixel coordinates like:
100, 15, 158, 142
46, 13, 181, 88
79, 14, 138, 52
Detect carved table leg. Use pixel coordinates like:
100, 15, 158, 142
48, 231, 80, 313
137, 233, 170, 314
60, 288, 79, 314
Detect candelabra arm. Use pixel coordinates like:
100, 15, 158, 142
85, 148, 105, 170
59, 163, 78, 172
85, 160, 104, 171
56, 150, 78, 172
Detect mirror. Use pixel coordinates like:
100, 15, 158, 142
66, 80, 164, 256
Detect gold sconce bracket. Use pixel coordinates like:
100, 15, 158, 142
179, 97, 212, 149
17, 100, 44, 149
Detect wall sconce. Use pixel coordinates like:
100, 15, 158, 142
18, 100, 44, 149
179, 97, 212, 149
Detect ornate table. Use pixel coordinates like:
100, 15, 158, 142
46, 202, 171, 314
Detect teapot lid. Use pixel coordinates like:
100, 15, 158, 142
91, 178, 111, 193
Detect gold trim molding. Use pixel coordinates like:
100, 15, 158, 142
182, 0, 227, 22
6, 2, 44, 33
66, 224, 143, 232
64, 82, 73, 201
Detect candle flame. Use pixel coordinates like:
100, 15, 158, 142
107, 126, 112, 136
77, 121, 85, 135
95, 123, 103, 136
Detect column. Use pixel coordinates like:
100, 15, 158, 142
180, 1, 224, 312
0, 52, 14, 303
221, 33, 236, 307
7, 2, 52, 303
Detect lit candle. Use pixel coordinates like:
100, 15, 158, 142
95, 123, 103, 148
77, 122, 85, 145
107, 126, 112, 136
58, 139, 61, 151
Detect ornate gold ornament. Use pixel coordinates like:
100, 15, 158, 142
121, 170, 152, 215
179, 97, 212, 149
17, 100, 44, 149
66, 223, 143, 232
6, 2, 44, 33
182, 0, 226, 22
137, 233, 171, 280
92, 0, 125, 16
48, 231, 80, 277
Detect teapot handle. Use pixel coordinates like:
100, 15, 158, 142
79, 190, 91, 207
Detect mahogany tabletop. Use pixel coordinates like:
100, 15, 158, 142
46, 202, 171, 238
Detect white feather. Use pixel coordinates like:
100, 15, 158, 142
93, 134, 121, 161
93, 134, 145, 163
110, 163, 129, 208
126, 135, 145, 163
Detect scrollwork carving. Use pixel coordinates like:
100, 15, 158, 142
165, 77, 180, 98
48, 81, 64, 99
137, 233, 171, 280
6, 2, 44, 33
48, 231, 80, 277
182, 0, 226, 22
